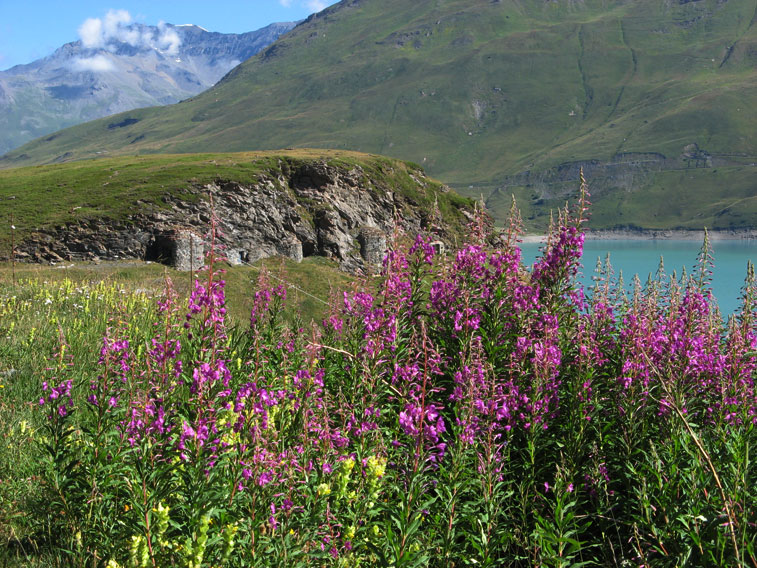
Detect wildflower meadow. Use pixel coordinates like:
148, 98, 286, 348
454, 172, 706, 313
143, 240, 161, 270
1, 183, 756, 567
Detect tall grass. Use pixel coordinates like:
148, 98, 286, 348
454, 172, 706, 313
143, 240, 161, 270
1, 184, 755, 566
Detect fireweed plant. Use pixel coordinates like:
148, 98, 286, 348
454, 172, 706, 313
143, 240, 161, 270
31, 183, 756, 567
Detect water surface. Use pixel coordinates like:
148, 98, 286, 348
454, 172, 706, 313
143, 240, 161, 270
519, 239, 757, 315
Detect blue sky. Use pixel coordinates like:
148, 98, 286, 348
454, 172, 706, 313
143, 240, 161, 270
0, 0, 338, 70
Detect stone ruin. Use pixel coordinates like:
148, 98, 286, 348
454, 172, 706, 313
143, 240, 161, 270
278, 237, 304, 263
145, 229, 204, 271
358, 226, 387, 267
430, 240, 445, 256
143, 225, 389, 272
145, 229, 310, 271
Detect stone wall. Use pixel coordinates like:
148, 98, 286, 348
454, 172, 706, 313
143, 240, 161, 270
173, 231, 205, 271
278, 237, 304, 263
358, 227, 387, 267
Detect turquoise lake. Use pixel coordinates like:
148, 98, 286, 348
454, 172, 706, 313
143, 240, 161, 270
519, 239, 757, 316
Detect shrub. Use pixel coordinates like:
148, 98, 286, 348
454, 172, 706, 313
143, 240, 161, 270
29, 182, 757, 567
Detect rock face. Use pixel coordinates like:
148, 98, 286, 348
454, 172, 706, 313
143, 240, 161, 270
15, 160, 466, 272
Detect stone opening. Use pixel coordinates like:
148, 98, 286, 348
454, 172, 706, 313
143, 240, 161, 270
144, 230, 204, 271
302, 240, 317, 258
430, 240, 445, 256
144, 235, 176, 264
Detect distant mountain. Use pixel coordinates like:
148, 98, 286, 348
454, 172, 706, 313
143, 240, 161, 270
0, 21, 296, 154
5, 0, 757, 231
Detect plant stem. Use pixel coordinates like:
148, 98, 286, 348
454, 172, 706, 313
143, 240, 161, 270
653, 364, 743, 565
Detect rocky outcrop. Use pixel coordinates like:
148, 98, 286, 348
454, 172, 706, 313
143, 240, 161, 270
14, 160, 468, 272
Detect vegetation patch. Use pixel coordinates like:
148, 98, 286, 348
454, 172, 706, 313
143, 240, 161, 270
1, 186, 755, 566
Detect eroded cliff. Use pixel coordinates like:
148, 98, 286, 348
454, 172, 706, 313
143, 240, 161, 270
9, 155, 473, 272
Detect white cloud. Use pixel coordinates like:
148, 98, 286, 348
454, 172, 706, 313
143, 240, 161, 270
103, 9, 133, 39
77, 10, 182, 55
157, 22, 181, 56
72, 54, 115, 72
79, 17, 105, 48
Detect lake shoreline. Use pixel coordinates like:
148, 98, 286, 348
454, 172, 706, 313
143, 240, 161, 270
521, 228, 757, 244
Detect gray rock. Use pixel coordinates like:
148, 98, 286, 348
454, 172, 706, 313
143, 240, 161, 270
14, 160, 464, 273
358, 226, 387, 267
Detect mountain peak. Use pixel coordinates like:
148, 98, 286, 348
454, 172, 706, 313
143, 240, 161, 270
5, 0, 757, 231
0, 21, 297, 154
175, 24, 210, 32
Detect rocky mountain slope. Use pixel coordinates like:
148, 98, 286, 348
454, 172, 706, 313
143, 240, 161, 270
0, 151, 473, 272
0, 21, 296, 155
4, 0, 757, 231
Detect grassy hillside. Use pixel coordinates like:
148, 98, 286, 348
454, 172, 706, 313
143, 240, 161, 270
0, 149, 472, 253
3, 0, 757, 229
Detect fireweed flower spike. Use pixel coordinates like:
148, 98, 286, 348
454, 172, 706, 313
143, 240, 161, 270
30, 176, 757, 567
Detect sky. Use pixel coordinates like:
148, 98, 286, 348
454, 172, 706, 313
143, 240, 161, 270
0, 0, 338, 71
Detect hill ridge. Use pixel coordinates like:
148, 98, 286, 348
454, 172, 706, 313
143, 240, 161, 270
4, 0, 757, 231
